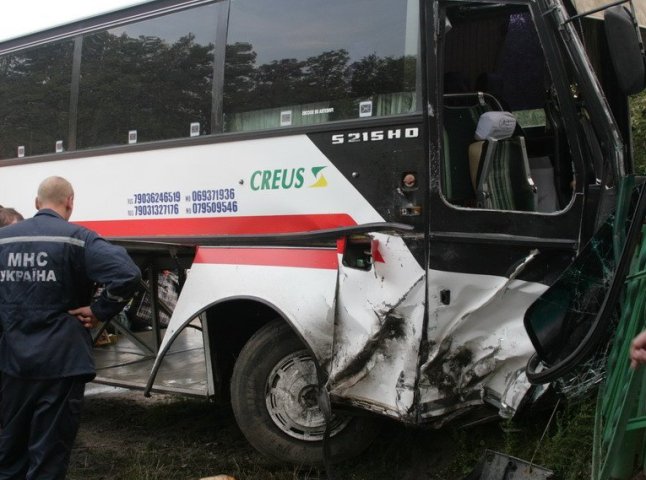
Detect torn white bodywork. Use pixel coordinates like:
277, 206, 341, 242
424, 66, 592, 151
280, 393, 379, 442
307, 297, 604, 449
149, 237, 548, 425
420, 266, 549, 421
328, 234, 425, 418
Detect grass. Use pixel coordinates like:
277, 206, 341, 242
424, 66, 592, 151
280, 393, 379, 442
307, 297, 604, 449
68, 390, 597, 480
70, 392, 347, 480
498, 398, 596, 480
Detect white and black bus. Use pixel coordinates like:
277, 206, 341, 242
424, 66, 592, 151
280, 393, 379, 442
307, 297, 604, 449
0, 0, 643, 465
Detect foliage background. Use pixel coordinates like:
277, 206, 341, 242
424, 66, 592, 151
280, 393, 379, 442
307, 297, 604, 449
632, 90, 646, 174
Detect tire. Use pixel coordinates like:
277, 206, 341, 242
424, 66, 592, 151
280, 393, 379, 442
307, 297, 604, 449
230, 319, 381, 465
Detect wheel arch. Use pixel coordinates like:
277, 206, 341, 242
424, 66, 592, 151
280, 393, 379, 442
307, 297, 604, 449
144, 258, 338, 397
144, 293, 331, 399
203, 296, 321, 401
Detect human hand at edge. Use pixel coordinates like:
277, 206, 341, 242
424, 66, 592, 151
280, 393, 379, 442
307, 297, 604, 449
630, 330, 646, 369
68, 306, 99, 329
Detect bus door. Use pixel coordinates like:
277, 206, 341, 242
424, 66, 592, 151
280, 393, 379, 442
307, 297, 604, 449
417, 0, 599, 421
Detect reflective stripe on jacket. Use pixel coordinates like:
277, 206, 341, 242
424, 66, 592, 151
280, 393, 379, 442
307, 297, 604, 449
0, 209, 141, 380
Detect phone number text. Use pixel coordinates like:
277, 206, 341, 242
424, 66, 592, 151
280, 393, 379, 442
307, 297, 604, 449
191, 201, 238, 214
132, 204, 180, 216
133, 191, 181, 204
190, 188, 235, 201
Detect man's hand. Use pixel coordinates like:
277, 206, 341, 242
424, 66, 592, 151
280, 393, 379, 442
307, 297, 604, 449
630, 330, 646, 369
69, 306, 99, 329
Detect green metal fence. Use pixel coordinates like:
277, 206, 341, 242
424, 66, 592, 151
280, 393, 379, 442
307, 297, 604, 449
592, 222, 646, 480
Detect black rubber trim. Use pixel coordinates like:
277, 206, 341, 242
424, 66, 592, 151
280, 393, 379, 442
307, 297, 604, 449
110, 222, 416, 247
429, 231, 578, 250
0, 113, 423, 168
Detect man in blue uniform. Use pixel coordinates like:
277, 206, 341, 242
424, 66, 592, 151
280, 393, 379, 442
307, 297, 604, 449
0, 207, 23, 227
0, 176, 141, 479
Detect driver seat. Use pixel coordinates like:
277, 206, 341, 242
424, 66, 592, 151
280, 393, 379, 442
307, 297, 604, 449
468, 111, 537, 211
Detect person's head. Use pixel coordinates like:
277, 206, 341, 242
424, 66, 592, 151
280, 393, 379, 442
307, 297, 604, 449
35, 176, 74, 220
0, 207, 23, 227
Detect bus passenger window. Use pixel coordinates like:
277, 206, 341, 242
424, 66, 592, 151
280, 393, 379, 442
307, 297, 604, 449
223, 0, 420, 132
0, 41, 74, 159
76, 2, 223, 150
440, 5, 573, 213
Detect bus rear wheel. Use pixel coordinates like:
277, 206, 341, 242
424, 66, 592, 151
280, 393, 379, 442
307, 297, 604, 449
230, 319, 380, 465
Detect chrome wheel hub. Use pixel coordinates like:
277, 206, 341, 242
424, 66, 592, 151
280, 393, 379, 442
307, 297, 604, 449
265, 350, 350, 441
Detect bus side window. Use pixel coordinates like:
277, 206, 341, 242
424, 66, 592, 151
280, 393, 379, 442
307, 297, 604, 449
76, 2, 223, 150
222, 0, 421, 133
0, 41, 74, 159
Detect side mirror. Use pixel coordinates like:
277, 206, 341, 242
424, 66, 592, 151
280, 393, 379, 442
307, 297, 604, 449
605, 4, 646, 95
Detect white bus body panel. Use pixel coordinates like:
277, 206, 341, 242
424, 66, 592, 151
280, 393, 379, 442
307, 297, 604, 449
0, 134, 545, 422
153, 239, 545, 422
0, 135, 383, 229
157, 247, 340, 366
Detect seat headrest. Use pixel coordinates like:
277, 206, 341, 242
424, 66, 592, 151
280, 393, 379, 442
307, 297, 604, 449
474, 111, 517, 141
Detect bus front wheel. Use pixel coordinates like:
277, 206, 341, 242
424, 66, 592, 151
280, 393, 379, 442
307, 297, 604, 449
230, 319, 380, 465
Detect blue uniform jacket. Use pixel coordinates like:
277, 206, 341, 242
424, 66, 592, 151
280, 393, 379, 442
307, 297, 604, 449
0, 209, 141, 380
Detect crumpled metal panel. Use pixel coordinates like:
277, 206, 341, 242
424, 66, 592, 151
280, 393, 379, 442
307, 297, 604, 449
327, 234, 425, 419
148, 240, 549, 424
419, 250, 548, 421
325, 239, 547, 422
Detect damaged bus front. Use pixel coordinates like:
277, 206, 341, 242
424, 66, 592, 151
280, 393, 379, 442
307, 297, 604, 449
143, 0, 643, 464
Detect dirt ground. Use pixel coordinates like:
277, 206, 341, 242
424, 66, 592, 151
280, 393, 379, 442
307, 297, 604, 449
68, 386, 500, 480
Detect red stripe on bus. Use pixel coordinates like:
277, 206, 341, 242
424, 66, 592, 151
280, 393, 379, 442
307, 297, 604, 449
194, 247, 338, 269
77, 214, 356, 237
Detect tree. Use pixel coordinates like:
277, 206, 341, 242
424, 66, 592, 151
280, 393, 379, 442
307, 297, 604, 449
630, 90, 646, 174
78, 30, 215, 148
302, 49, 350, 102
223, 42, 257, 113
0, 42, 73, 158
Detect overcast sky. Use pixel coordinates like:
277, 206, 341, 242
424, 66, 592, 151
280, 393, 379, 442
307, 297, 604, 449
0, 0, 154, 42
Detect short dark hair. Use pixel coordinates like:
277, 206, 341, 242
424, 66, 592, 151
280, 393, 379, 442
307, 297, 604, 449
0, 208, 24, 227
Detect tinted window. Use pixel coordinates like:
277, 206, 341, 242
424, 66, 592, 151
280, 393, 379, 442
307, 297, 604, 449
0, 41, 74, 159
77, 3, 222, 149
224, 0, 420, 132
